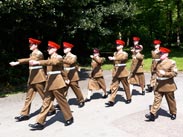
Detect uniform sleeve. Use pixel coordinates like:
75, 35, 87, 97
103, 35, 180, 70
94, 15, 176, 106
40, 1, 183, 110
164, 60, 178, 78
92, 56, 103, 64
39, 57, 63, 66
63, 55, 77, 65
18, 58, 30, 64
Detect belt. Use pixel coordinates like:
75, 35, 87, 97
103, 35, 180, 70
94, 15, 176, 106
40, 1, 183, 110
115, 64, 126, 67
157, 77, 170, 80
153, 59, 160, 61
64, 67, 76, 70
47, 71, 61, 75
29, 66, 43, 69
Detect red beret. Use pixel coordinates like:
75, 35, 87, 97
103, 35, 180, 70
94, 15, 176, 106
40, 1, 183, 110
29, 38, 41, 45
116, 39, 125, 46
133, 37, 140, 41
93, 48, 99, 53
63, 42, 74, 48
48, 41, 60, 49
159, 47, 171, 53
135, 45, 143, 49
153, 40, 161, 45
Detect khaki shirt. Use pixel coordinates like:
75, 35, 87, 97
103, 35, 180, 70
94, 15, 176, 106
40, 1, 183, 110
130, 52, 144, 74
112, 51, 129, 78
154, 58, 177, 92
90, 56, 105, 78
39, 54, 66, 91
63, 53, 79, 81
18, 49, 46, 85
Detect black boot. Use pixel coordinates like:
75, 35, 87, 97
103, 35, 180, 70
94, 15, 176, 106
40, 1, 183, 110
54, 104, 61, 110
126, 99, 132, 104
78, 101, 85, 108
14, 115, 29, 122
148, 86, 153, 92
65, 117, 74, 126
102, 93, 108, 99
29, 123, 44, 130
145, 112, 155, 121
142, 91, 145, 95
105, 101, 114, 107
47, 110, 56, 116
170, 114, 176, 120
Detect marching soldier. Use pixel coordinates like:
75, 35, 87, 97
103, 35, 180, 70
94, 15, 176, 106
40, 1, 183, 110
128, 37, 145, 95
9, 38, 55, 122
28, 41, 73, 130
105, 39, 131, 107
85, 48, 108, 102
147, 40, 161, 92
62, 42, 85, 108
145, 47, 177, 121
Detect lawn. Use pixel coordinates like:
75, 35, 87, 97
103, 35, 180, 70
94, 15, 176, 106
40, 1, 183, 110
101, 57, 183, 72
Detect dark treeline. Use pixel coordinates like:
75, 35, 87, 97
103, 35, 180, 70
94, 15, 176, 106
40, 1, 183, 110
0, 0, 183, 88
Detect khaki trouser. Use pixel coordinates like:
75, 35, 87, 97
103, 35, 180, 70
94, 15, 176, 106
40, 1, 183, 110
129, 73, 145, 91
20, 83, 55, 116
36, 88, 73, 124
150, 91, 177, 115
66, 81, 84, 103
88, 77, 106, 93
109, 77, 131, 103
150, 72, 157, 87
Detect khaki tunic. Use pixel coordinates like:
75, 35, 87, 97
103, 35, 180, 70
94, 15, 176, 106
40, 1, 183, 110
150, 58, 177, 115
88, 56, 106, 91
109, 51, 131, 102
17, 49, 50, 116
36, 55, 73, 124
63, 53, 84, 103
129, 52, 145, 90
150, 50, 161, 87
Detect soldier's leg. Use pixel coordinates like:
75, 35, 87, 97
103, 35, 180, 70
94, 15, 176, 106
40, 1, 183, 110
70, 81, 84, 103
150, 91, 164, 115
138, 73, 145, 95
53, 88, 73, 122
149, 73, 156, 92
145, 91, 163, 121
120, 77, 131, 103
35, 83, 56, 115
36, 90, 55, 125
97, 77, 107, 98
108, 77, 120, 103
20, 85, 36, 116
86, 78, 96, 101
165, 92, 177, 119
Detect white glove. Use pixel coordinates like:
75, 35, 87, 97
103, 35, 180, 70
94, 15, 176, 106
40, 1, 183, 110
9, 61, 19, 66
108, 56, 115, 60
90, 55, 94, 58
65, 79, 70, 85
159, 70, 165, 75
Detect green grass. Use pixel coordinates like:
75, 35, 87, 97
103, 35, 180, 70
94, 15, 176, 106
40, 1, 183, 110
101, 57, 182, 72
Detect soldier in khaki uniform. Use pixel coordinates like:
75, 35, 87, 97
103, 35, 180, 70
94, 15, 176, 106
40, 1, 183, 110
147, 40, 161, 92
105, 39, 131, 107
85, 48, 108, 102
145, 47, 177, 121
62, 42, 85, 108
9, 38, 55, 122
28, 41, 73, 130
129, 37, 145, 95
